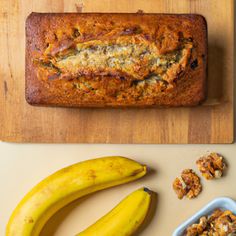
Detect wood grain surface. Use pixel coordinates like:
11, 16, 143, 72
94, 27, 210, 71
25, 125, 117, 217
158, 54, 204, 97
0, 0, 234, 143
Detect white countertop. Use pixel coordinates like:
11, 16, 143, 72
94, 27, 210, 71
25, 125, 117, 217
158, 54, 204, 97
1, 142, 235, 235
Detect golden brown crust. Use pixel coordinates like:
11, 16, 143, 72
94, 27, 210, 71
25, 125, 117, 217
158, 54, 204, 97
25, 13, 207, 107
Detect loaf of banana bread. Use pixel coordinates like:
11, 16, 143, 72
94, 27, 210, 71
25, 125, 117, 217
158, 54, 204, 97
25, 13, 207, 107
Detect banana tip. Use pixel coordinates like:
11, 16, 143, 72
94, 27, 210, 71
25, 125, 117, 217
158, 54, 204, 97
143, 164, 147, 172
143, 187, 152, 194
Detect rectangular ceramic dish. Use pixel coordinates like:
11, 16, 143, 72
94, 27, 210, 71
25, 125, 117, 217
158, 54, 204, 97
173, 197, 236, 236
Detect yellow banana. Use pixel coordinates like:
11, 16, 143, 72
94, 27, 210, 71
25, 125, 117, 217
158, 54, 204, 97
6, 156, 146, 236
77, 187, 152, 236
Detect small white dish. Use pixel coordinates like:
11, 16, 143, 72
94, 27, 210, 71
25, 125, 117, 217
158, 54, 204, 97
172, 197, 236, 236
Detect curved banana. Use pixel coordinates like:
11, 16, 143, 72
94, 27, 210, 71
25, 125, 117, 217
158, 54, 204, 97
6, 156, 146, 236
77, 187, 152, 236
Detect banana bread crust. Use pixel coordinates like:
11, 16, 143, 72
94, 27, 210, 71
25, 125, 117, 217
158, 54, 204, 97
25, 13, 207, 107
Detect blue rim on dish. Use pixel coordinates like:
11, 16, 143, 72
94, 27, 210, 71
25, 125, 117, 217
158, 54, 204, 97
172, 197, 236, 236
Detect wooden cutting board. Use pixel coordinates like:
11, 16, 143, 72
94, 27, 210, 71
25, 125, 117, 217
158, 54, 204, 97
0, 0, 234, 143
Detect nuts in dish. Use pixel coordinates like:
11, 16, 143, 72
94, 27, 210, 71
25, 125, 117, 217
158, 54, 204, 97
185, 209, 236, 236
173, 169, 202, 199
196, 152, 226, 180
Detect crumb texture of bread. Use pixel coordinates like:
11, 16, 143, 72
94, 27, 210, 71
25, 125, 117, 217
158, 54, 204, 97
25, 13, 207, 107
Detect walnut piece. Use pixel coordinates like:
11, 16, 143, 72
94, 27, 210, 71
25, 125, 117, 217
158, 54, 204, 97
185, 217, 207, 235
196, 153, 226, 180
173, 169, 202, 199
185, 209, 236, 236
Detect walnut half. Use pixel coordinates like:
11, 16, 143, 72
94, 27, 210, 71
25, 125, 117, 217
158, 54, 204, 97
196, 153, 226, 180
173, 169, 202, 199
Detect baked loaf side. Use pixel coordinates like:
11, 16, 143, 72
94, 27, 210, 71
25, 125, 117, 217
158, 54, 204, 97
25, 13, 207, 107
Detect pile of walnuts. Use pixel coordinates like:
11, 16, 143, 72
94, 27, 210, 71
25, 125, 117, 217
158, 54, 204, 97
173, 153, 226, 200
